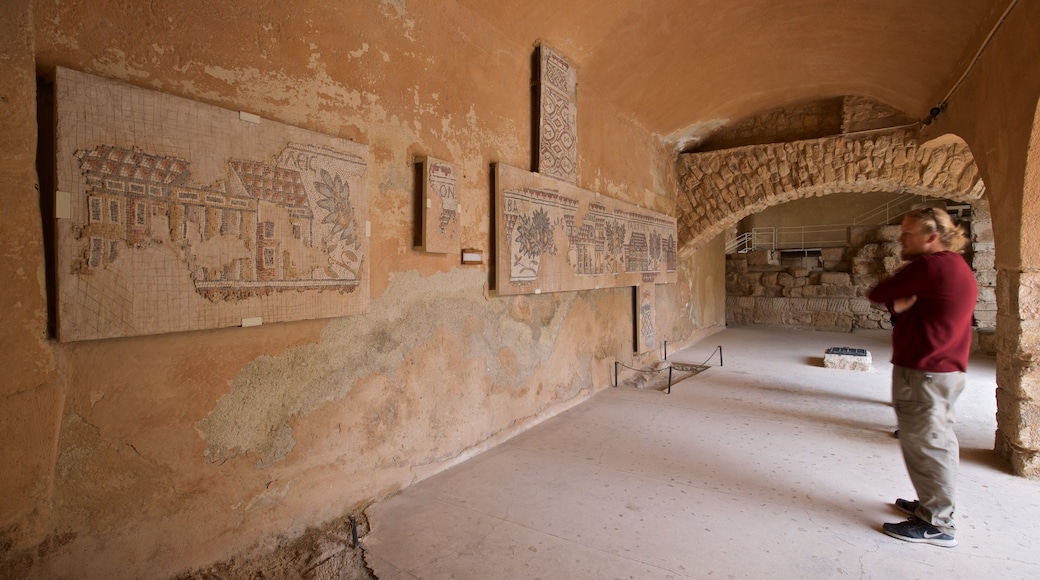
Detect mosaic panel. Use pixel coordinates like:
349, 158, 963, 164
54, 67, 369, 341
495, 163, 677, 296
537, 44, 578, 184
417, 156, 460, 254
635, 283, 658, 354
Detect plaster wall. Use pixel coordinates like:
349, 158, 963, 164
0, 1, 725, 576
933, 1, 1040, 272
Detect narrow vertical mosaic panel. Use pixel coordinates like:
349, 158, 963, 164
537, 44, 578, 184
417, 156, 460, 254
495, 163, 677, 296
635, 283, 658, 354
54, 68, 369, 341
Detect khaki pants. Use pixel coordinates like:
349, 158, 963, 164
891, 366, 965, 535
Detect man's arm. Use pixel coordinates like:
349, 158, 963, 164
868, 259, 926, 310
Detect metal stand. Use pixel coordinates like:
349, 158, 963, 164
613, 345, 723, 395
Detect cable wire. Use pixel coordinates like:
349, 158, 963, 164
939, 0, 1019, 107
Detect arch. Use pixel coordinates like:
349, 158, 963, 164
675, 128, 985, 255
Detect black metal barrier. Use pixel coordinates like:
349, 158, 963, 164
614, 345, 723, 394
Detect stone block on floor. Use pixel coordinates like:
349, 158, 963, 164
823, 346, 872, 371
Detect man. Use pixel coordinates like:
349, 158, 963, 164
867, 207, 977, 548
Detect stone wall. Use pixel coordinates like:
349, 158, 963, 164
677, 128, 986, 253
971, 204, 998, 354
841, 96, 915, 133
727, 219, 996, 350
726, 226, 902, 332
695, 98, 844, 152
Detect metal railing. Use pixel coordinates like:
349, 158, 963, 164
726, 194, 929, 254
725, 232, 755, 253
852, 193, 922, 226
750, 225, 850, 251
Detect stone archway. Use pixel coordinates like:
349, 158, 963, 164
675, 127, 1040, 477
675, 127, 985, 253
993, 96, 1040, 478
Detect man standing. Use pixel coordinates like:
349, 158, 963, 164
868, 207, 977, 548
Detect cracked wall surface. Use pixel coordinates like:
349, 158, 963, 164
5, 1, 1040, 577
0, 1, 725, 578
195, 270, 578, 468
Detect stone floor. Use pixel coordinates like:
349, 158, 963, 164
363, 326, 1040, 579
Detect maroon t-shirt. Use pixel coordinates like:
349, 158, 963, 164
868, 251, 978, 372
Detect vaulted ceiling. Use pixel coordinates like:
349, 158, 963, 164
458, 0, 1011, 144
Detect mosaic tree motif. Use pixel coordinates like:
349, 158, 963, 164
604, 220, 627, 274
512, 207, 559, 278
649, 230, 662, 270
307, 163, 364, 280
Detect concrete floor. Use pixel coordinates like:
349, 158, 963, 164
364, 326, 1040, 579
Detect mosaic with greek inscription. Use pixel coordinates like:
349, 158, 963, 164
418, 156, 460, 254
495, 163, 676, 296
54, 68, 369, 341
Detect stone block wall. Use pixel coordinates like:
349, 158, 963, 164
971, 204, 997, 328
841, 96, 915, 133
696, 98, 844, 152
726, 226, 902, 332
727, 220, 995, 345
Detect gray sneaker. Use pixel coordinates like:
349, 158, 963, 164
894, 498, 919, 517
882, 516, 957, 547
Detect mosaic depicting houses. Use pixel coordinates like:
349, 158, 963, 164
54, 67, 370, 341
496, 164, 677, 295
74, 143, 365, 301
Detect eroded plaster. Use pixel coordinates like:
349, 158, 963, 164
196, 269, 577, 467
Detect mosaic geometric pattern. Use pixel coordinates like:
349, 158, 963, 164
635, 283, 658, 354
495, 163, 677, 296
417, 156, 460, 254
537, 44, 578, 184
54, 68, 369, 341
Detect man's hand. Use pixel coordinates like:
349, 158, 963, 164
892, 295, 917, 314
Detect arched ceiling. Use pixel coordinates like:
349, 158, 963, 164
456, 0, 1011, 143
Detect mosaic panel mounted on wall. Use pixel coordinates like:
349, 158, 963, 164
416, 156, 460, 254
536, 44, 578, 184
635, 283, 658, 354
54, 67, 369, 341
494, 163, 677, 296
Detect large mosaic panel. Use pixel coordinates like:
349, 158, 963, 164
536, 44, 578, 184
495, 163, 676, 296
54, 68, 369, 341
